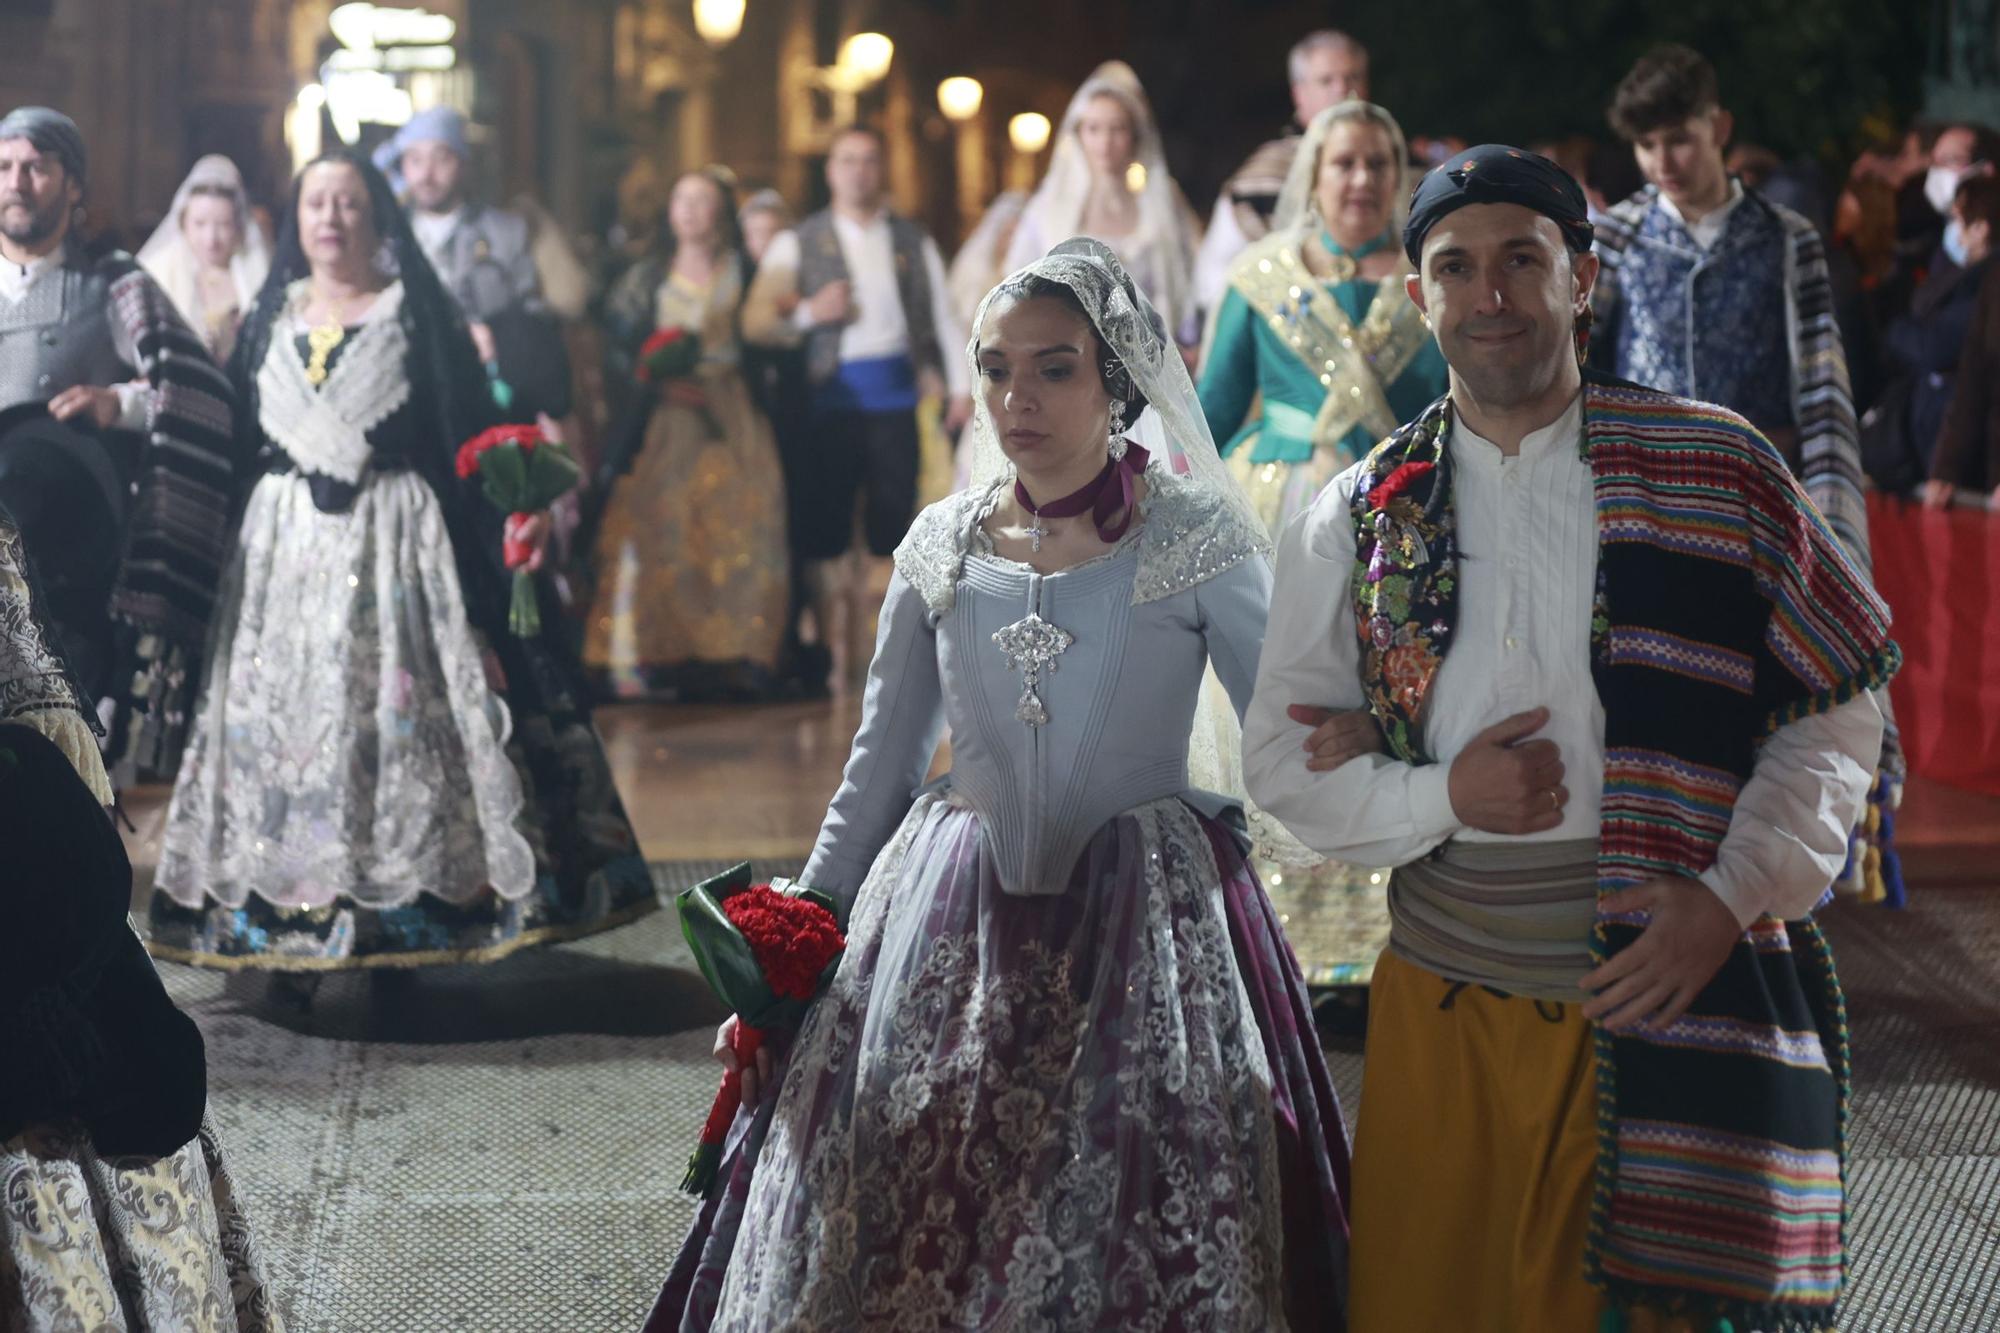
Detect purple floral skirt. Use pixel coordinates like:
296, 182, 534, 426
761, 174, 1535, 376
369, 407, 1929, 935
645, 794, 1350, 1331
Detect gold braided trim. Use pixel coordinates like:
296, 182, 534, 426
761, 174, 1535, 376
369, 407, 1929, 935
1229, 232, 1432, 453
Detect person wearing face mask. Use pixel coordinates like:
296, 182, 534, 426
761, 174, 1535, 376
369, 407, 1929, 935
1589, 49, 1907, 903
0, 106, 237, 778
1928, 177, 2000, 509
137, 155, 271, 364
1194, 29, 1372, 317
1873, 176, 2000, 500
1921, 124, 1999, 238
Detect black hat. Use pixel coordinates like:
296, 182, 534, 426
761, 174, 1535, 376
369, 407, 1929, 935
0, 724, 206, 1156
1403, 144, 1595, 264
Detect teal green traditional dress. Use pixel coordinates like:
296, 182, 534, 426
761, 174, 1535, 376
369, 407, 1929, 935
1198, 226, 1446, 989
1199, 227, 1446, 534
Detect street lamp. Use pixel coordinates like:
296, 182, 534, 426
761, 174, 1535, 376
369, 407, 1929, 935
692, 0, 746, 48
1008, 112, 1051, 155
838, 32, 895, 87
937, 76, 982, 122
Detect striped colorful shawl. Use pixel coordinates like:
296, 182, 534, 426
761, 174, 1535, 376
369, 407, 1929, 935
102, 256, 237, 648
1596, 189, 1906, 904
1348, 374, 1899, 1331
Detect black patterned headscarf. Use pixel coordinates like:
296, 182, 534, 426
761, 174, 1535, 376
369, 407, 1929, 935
0, 106, 86, 186
1402, 143, 1595, 263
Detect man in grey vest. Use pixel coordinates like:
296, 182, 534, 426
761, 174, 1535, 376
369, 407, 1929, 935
379, 106, 571, 420
744, 124, 969, 696
0, 107, 234, 777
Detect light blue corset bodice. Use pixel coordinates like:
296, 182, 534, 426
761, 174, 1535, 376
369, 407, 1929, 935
802, 469, 1272, 902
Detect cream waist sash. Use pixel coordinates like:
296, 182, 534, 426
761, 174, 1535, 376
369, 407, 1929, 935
1386, 838, 1599, 1002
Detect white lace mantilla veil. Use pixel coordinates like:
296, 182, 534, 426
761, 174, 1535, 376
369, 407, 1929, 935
957, 236, 1312, 857
1011, 61, 1200, 342
136, 155, 272, 334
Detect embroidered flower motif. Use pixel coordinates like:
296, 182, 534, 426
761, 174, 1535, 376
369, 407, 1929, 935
993, 1088, 1048, 1155
819, 1208, 858, 1269
885, 1069, 934, 1133
1382, 641, 1439, 710
1373, 574, 1412, 622
1004, 1233, 1064, 1301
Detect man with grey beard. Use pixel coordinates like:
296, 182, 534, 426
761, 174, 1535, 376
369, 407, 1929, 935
0, 106, 234, 775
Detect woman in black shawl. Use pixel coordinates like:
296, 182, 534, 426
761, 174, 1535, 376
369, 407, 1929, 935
149, 149, 653, 970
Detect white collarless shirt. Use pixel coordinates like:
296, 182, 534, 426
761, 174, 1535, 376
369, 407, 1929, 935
1243, 390, 1883, 926
411, 207, 463, 267
1656, 179, 1747, 251
754, 211, 967, 396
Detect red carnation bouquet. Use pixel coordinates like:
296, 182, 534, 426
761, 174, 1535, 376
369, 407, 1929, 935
634, 327, 721, 438
676, 863, 847, 1196
453, 423, 580, 637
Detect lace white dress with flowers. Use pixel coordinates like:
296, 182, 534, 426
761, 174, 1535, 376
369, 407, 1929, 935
152, 280, 651, 968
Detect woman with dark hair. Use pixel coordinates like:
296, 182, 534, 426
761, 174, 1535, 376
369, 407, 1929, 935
584, 167, 789, 700
149, 149, 652, 972
644, 240, 1348, 1332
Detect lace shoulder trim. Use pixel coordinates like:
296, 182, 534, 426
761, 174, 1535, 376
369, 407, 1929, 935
893, 461, 1265, 613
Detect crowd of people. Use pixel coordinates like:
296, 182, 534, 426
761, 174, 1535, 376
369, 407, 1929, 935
0, 23, 1946, 1333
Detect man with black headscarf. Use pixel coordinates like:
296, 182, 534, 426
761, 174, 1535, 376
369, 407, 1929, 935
0, 105, 236, 776
1245, 145, 1895, 1330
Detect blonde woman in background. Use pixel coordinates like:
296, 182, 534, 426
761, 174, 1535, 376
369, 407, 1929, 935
1002, 61, 1203, 349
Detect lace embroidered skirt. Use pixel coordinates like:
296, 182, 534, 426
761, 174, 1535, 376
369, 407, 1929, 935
0, 1116, 283, 1333
150, 470, 653, 969
583, 371, 790, 693
647, 794, 1351, 1332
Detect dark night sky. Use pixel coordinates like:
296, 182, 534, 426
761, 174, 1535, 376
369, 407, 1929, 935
954, 0, 1930, 209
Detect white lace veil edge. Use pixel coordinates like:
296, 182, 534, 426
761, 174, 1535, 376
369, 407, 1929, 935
956, 238, 1277, 834
963, 239, 1264, 547
1013, 61, 1200, 339
1271, 100, 1415, 241
136, 155, 273, 329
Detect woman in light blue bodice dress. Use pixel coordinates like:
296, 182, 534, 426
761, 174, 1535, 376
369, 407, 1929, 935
644, 240, 1352, 1332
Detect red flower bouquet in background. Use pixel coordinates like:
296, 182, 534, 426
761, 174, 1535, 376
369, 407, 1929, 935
453, 423, 580, 637
634, 326, 722, 438
676, 863, 847, 1196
